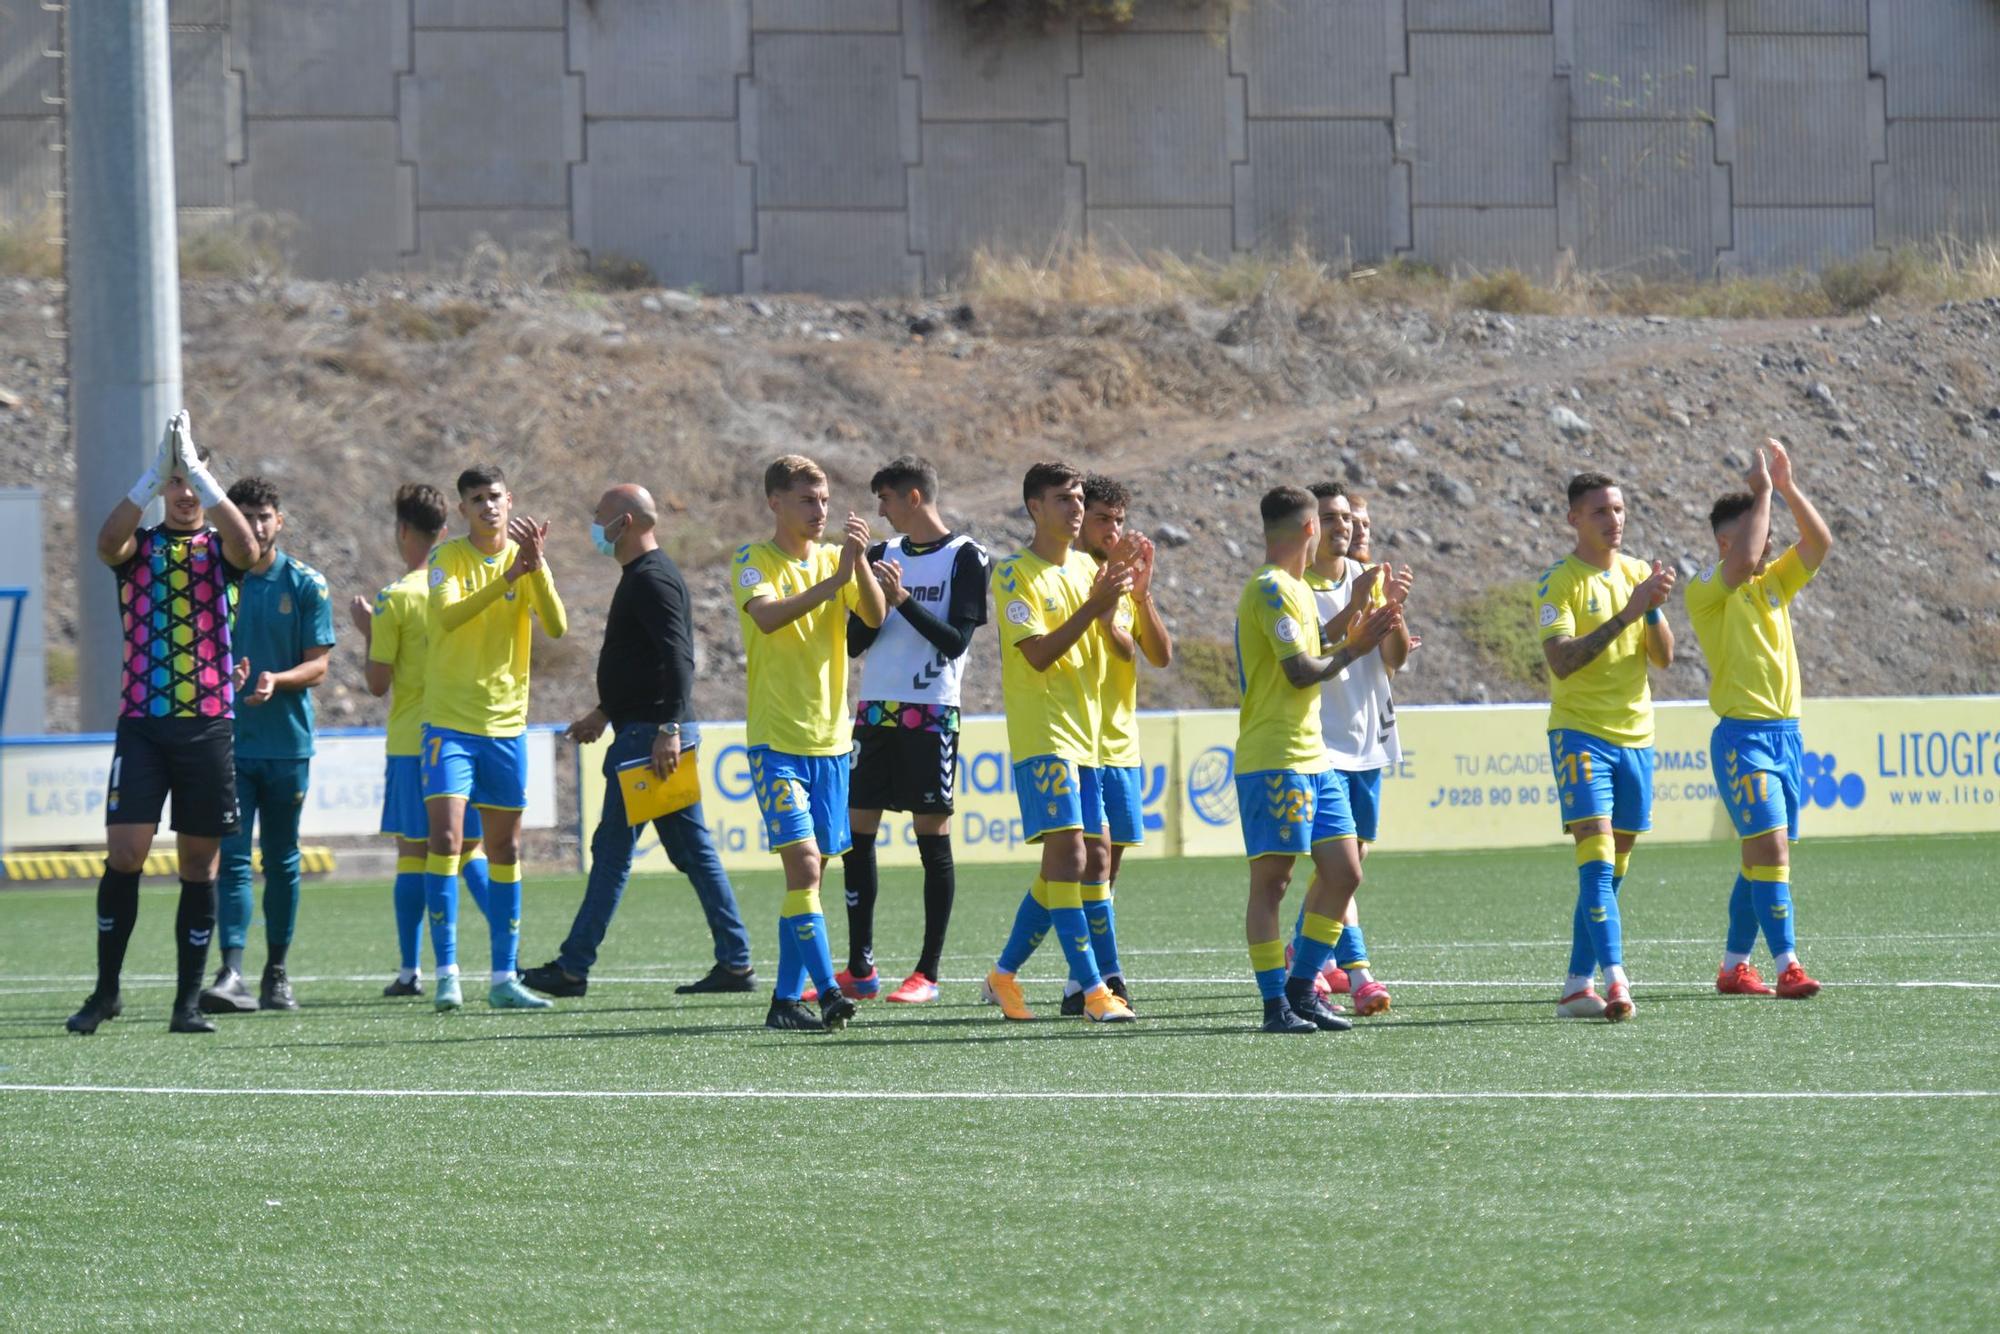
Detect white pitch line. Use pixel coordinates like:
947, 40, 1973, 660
0, 1083, 1993, 1104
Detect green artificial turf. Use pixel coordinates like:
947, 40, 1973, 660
2, 834, 1995, 1328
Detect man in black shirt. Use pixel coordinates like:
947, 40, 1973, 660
521, 485, 755, 998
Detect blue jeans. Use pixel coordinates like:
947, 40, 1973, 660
560, 722, 752, 976
219, 756, 311, 951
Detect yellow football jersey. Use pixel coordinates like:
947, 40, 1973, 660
992, 547, 1101, 766
424, 537, 565, 738
1097, 591, 1146, 768
1685, 546, 1814, 720
732, 539, 859, 756
1234, 564, 1331, 775
368, 567, 430, 756
1536, 553, 1655, 747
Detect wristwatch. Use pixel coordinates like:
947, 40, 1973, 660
659, 722, 681, 736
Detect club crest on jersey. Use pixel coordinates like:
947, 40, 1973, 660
739, 566, 763, 590
1005, 598, 1032, 626
278, 593, 292, 615
1539, 603, 1559, 628
1585, 593, 1600, 614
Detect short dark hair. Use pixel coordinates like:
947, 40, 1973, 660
457, 464, 506, 497
395, 482, 448, 537
1082, 473, 1130, 512
227, 476, 280, 511
1022, 460, 1083, 506
871, 455, 939, 501
1308, 480, 1346, 502
1567, 471, 1618, 507
765, 454, 826, 496
1709, 492, 1757, 531
1260, 485, 1315, 531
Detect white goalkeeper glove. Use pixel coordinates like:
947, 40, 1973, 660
126, 417, 176, 508
170, 410, 226, 507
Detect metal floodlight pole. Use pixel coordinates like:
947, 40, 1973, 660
66, 0, 182, 731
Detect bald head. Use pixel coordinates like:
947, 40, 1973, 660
597, 484, 658, 528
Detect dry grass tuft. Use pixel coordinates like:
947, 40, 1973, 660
0, 209, 63, 279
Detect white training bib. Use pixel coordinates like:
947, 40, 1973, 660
1312, 557, 1402, 771
856, 535, 986, 707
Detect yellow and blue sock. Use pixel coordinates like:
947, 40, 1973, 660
997, 878, 1052, 974
1334, 924, 1369, 972
1748, 864, 1796, 965
780, 888, 836, 996
1045, 881, 1101, 993
485, 862, 523, 981
1249, 939, 1288, 1001
1081, 881, 1122, 981
773, 891, 808, 1001
461, 849, 492, 916
1575, 832, 1621, 969
1290, 912, 1339, 984
1613, 848, 1630, 896
393, 856, 425, 974
423, 852, 460, 971
1723, 868, 1759, 966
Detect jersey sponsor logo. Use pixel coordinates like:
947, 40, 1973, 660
739, 566, 763, 590
1275, 615, 1301, 645
1539, 603, 1559, 628
1005, 598, 1032, 626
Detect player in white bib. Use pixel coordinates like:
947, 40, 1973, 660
843, 457, 990, 1004
1288, 482, 1415, 1017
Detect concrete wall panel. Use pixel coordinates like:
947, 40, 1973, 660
1402, 34, 1561, 206
1240, 120, 1396, 260
749, 33, 910, 209
1408, 0, 1550, 33
239, 0, 404, 118
1073, 34, 1236, 207
575, 120, 751, 294
1872, 0, 2000, 119
1413, 206, 1558, 274
235, 120, 410, 279
747, 210, 919, 295
416, 207, 570, 268
1876, 122, 2000, 246
172, 30, 232, 209
1569, 0, 1713, 121
1724, 207, 1875, 271
1088, 207, 1235, 259
572, 0, 747, 119
1561, 121, 1719, 275
913, 121, 1081, 284
171, 0, 229, 25
414, 0, 564, 28
1720, 36, 1877, 206
0, 1, 60, 117
905, 0, 1077, 121
1080, 3, 1226, 33
0, 117, 58, 220
1726, 1, 1866, 34
405, 31, 577, 208
752, 0, 902, 32
1232, 0, 1400, 118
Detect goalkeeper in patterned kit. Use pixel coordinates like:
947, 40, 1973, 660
734, 455, 886, 1032
1537, 472, 1677, 1022
198, 477, 335, 1015
843, 456, 988, 1005
1058, 472, 1171, 1016
1235, 486, 1401, 1034
1687, 441, 1829, 1001
68, 411, 258, 1035
421, 465, 567, 1013
1288, 481, 1413, 1017
981, 461, 1139, 1024
351, 483, 491, 998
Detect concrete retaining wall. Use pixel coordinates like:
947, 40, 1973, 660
3, 0, 1998, 292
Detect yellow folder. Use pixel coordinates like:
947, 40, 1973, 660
616, 746, 701, 826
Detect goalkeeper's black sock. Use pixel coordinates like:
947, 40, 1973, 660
842, 833, 878, 977
174, 880, 218, 1010
915, 834, 956, 983
94, 863, 142, 997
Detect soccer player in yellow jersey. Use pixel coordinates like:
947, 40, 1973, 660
1537, 471, 1677, 1022
1057, 473, 1172, 1016
981, 460, 1139, 1024
1687, 441, 1831, 1001
350, 483, 489, 999
1235, 486, 1401, 1034
421, 465, 567, 1013
733, 455, 885, 1032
